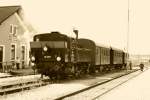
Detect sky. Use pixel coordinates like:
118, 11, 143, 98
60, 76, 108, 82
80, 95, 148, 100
0, 0, 150, 55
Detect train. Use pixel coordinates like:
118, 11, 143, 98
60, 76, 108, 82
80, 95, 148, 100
30, 31, 128, 79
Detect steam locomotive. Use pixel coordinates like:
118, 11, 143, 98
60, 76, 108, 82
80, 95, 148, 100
30, 31, 128, 79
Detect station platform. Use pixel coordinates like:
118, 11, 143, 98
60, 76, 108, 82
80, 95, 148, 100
0, 73, 12, 78
0, 68, 35, 78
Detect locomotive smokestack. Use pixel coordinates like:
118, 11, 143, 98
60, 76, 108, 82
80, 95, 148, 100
73, 29, 78, 39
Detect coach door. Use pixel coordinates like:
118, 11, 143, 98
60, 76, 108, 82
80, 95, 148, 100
0, 46, 3, 69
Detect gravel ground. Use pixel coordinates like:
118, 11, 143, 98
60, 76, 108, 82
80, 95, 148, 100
0, 84, 87, 100
64, 70, 142, 100
0, 68, 139, 100
97, 68, 149, 100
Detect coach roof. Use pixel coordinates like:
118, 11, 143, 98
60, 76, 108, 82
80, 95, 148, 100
111, 47, 123, 52
95, 42, 111, 49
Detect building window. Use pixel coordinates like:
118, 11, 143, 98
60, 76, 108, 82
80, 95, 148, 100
10, 24, 18, 36
21, 45, 26, 69
11, 44, 16, 60
21, 46, 25, 60
10, 24, 13, 34
13, 25, 17, 36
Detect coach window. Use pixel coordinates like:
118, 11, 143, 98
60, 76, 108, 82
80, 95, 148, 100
104, 50, 105, 56
106, 51, 108, 56
102, 49, 104, 55
105, 50, 107, 56
103, 50, 104, 55
103, 50, 105, 55
65, 42, 67, 48
96, 48, 98, 54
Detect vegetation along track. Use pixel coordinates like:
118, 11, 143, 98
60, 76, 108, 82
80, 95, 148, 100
55, 69, 141, 100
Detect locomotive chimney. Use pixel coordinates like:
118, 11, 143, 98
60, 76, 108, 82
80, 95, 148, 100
73, 29, 78, 40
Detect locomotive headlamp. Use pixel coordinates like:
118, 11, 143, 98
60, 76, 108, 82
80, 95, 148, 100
31, 56, 35, 61
43, 46, 48, 52
31, 62, 35, 66
56, 56, 61, 61
36, 38, 39, 42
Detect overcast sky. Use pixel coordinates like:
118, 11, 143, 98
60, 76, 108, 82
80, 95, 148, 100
0, 0, 150, 55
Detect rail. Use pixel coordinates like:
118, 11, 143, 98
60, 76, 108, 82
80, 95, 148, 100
55, 69, 140, 100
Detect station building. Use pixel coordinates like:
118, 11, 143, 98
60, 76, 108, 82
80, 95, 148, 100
0, 6, 35, 70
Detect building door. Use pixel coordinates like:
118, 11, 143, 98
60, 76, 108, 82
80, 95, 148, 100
0, 46, 3, 69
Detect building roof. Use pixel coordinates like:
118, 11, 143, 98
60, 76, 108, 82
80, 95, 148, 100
0, 6, 20, 24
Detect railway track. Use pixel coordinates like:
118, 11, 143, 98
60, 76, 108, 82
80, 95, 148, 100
0, 75, 13, 78
0, 68, 141, 98
55, 69, 141, 100
0, 73, 38, 79
92, 70, 147, 100
0, 79, 50, 95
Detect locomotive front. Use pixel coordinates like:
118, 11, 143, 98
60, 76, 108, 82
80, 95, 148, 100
30, 32, 70, 79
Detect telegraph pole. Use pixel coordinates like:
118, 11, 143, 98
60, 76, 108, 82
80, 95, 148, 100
127, 0, 131, 69
127, 0, 130, 59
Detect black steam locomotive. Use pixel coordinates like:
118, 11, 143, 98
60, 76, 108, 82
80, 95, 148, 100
30, 31, 128, 79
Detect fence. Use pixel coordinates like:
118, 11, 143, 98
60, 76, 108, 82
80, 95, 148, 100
0, 61, 18, 73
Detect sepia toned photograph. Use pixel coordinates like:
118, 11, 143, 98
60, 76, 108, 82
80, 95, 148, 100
0, 0, 150, 100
